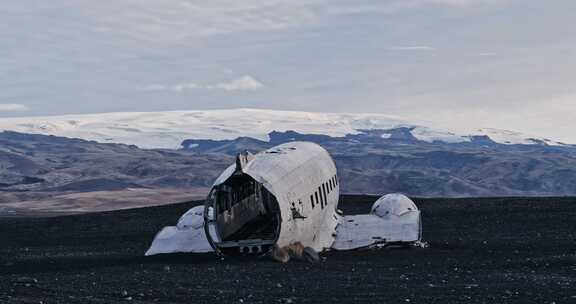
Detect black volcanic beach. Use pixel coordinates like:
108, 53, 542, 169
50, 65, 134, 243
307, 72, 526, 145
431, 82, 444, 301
1, 196, 575, 304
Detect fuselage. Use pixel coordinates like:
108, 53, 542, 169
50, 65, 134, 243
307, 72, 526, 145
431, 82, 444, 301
204, 142, 340, 255
145, 140, 423, 258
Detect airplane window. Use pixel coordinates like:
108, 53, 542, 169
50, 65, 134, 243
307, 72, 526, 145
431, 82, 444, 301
322, 183, 327, 206
310, 194, 314, 209
329, 179, 333, 191
318, 186, 323, 208
315, 191, 320, 209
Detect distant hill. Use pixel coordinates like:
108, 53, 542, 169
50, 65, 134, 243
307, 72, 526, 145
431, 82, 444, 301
0, 131, 234, 191
2, 128, 576, 201
0, 131, 230, 208
181, 129, 576, 197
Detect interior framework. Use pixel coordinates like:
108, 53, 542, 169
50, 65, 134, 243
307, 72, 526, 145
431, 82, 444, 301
205, 173, 281, 255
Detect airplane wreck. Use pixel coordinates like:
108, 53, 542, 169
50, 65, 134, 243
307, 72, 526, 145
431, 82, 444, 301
146, 142, 422, 261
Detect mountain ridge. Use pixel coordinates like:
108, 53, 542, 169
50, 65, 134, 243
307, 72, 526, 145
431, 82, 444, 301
1, 129, 576, 204
0, 109, 569, 149
181, 129, 576, 197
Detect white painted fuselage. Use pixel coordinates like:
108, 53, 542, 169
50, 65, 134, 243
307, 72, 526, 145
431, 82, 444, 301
145, 141, 421, 257
206, 141, 340, 253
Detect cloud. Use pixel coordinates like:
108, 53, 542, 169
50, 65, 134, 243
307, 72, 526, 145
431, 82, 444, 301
0, 104, 29, 112
210, 75, 265, 91
325, 0, 508, 16
144, 75, 264, 93
54, 1, 508, 45
472, 52, 498, 57
397, 0, 508, 7
72, 0, 322, 43
386, 46, 436, 51
420, 0, 508, 5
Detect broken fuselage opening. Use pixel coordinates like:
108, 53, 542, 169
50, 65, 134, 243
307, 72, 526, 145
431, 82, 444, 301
206, 173, 281, 255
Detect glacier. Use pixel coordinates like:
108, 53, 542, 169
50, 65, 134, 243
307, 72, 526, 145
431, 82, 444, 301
0, 108, 566, 149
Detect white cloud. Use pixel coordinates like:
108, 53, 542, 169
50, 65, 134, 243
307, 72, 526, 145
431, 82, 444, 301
397, 0, 508, 7
144, 75, 264, 93
420, 0, 508, 5
73, 0, 322, 43
0, 104, 29, 112
474, 52, 498, 56
55, 0, 508, 45
386, 46, 436, 51
210, 75, 265, 91
325, 0, 508, 16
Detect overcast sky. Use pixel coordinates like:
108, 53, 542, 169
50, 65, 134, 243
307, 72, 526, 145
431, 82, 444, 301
1, 0, 575, 142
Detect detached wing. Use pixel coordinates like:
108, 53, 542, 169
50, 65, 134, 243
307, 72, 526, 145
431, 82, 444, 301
331, 194, 422, 251
145, 206, 214, 256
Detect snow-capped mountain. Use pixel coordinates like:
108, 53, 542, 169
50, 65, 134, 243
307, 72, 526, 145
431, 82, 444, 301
0, 109, 567, 149
2, 120, 576, 199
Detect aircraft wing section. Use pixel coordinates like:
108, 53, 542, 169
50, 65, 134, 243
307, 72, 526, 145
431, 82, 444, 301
331, 194, 422, 251
145, 206, 214, 256
331, 212, 421, 250
145, 225, 213, 256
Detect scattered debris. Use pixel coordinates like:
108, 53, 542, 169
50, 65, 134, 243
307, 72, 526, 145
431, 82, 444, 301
270, 242, 320, 263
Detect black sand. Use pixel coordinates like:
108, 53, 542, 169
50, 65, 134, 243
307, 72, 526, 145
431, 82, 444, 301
1, 196, 575, 303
